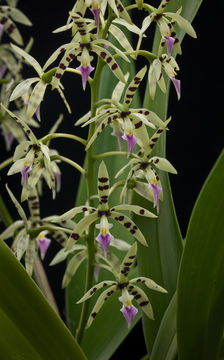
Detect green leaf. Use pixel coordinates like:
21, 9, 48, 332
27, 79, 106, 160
134, 0, 203, 354
177, 150, 224, 360
151, 293, 177, 360
0, 240, 86, 360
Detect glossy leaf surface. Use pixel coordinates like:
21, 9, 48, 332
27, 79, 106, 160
0, 240, 86, 360
177, 150, 224, 360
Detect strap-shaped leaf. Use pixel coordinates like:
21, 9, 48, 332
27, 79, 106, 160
177, 151, 224, 360
0, 240, 87, 359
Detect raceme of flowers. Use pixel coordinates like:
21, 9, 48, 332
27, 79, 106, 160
0, 0, 196, 329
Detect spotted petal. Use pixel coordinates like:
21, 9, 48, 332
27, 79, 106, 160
53, 205, 96, 222
150, 156, 177, 174
25, 238, 36, 276
92, 44, 126, 83
130, 276, 167, 293
26, 80, 47, 120
77, 280, 117, 304
164, 12, 197, 38
86, 285, 118, 328
62, 250, 87, 288
119, 242, 137, 278
16, 229, 29, 261
110, 211, 148, 246
111, 204, 157, 218
123, 66, 147, 106
65, 212, 98, 250
127, 284, 154, 319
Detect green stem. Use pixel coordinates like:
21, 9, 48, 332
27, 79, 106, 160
0, 156, 13, 171
75, 10, 115, 342
93, 151, 138, 160
50, 155, 86, 175
41, 133, 87, 146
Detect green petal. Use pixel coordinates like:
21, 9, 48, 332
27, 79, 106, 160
130, 277, 168, 293
25, 239, 36, 276
10, 78, 39, 101
123, 66, 147, 106
112, 204, 157, 218
165, 12, 197, 38
54, 205, 96, 222
109, 24, 134, 52
86, 285, 118, 328
26, 81, 47, 120
119, 242, 137, 278
77, 280, 117, 304
5, 184, 27, 223
16, 230, 29, 261
128, 284, 154, 319
13, 141, 31, 161
11, 44, 43, 76
62, 250, 87, 288
92, 44, 126, 83
110, 211, 148, 246
150, 156, 177, 174
7, 7, 32, 26
0, 220, 24, 241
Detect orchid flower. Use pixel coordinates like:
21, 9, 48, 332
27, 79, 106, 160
50, 161, 157, 253
115, 118, 177, 210
148, 54, 181, 100
0, 186, 75, 275
9, 43, 71, 120
1, 105, 61, 201
77, 242, 167, 328
76, 66, 164, 154
0, 5, 31, 45
139, 0, 196, 58
44, 12, 129, 91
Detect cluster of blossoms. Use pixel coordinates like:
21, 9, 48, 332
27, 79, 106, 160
0, 0, 196, 329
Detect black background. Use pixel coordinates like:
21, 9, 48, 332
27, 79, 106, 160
0, 1, 223, 358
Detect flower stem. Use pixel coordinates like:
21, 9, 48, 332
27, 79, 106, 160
40, 133, 87, 146
50, 154, 86, 175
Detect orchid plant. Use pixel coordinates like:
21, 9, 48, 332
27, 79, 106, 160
0, 0, 223, 359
